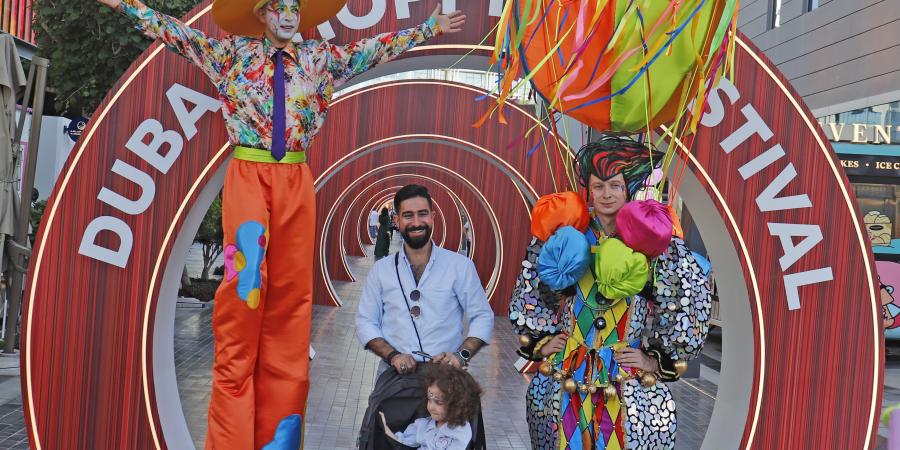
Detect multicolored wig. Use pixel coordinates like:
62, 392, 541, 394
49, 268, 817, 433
575, 136, 664, 198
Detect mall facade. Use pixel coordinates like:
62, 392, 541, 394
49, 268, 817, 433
739, 0, 900, 336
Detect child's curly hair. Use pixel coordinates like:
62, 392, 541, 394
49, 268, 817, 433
421, 363, 482, 428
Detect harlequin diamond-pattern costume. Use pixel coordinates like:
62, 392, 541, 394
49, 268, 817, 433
510, 138, 712, 449
558, 267, 630, 449
117, 0, 441, 447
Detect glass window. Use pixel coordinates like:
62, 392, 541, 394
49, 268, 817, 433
807, 0, 819, 12
818, 100, 900, 143
770, 0, 783, 29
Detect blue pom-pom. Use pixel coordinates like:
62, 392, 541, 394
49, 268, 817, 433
536, 226, 591, 291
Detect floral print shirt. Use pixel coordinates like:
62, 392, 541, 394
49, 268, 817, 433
120, 0, 441, 152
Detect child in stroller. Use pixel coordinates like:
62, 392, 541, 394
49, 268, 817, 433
358, 361, 486, 450
380, 363, 481, 449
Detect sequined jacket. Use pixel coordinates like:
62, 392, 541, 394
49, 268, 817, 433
508, 235, 712, 381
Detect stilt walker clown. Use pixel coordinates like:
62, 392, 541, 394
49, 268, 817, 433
94, 0, 467, 448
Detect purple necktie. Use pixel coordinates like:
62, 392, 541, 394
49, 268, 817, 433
271, 49, 287, 161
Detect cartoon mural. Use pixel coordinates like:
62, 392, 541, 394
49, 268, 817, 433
877, 261, 900, 338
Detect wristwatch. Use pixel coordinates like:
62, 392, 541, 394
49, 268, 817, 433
456, 349, 472, 366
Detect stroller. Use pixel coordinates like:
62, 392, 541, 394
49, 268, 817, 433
358, 365, 487, 450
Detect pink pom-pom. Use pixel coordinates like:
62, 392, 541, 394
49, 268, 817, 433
616, 200, 673, 258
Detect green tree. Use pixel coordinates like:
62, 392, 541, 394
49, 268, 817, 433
196, 195, 223, 280
33, 0, 202, 115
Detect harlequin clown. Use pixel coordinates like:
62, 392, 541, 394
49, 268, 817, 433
508, 136, 713, 449
95, 0, 466, 447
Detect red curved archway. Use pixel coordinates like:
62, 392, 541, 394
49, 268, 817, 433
316, 162, 516, 307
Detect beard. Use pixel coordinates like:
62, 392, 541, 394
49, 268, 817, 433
400, 224, 432, 249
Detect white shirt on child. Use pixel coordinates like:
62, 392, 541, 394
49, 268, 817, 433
394, 417, 471, 450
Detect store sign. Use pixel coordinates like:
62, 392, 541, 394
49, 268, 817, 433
838, 154, 900, 177
818, 121, 899, 144
64, 117, 89, 142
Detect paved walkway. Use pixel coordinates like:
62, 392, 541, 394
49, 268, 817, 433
0, 354, 27, 450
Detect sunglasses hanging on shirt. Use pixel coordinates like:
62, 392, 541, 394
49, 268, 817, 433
394, 253, 425, 355
409, 289, 421, 318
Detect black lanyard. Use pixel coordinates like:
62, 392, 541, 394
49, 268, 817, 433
394, 253, 425, 354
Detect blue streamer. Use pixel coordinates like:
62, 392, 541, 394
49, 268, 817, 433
555, 5, 571, 66
526, 127, 550, 158
525, 1, 556, 52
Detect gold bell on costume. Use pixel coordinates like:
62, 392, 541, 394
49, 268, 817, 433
518, 334, 532, 347
539, 360, 554, 377
212, 0, 348, 37
674, 359, 689, 376
603, 384, 618, 400
640, 371, 658, 388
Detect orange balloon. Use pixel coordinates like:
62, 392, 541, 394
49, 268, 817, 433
520, 0, 615, 130
500, 0, 734, 133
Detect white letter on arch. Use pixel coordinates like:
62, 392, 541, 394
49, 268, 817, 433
394, 0, 421, 19
336, 0, 387, 30
97, 160, 156, 216
126, 119, 184, 175
767, 223, 824, 271
756, 163, 812, 212
78, 216, 134, 268
166, 83, 221, 140
784, 268, 833, 310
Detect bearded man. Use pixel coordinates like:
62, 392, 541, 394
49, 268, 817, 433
355, 184, 493, 376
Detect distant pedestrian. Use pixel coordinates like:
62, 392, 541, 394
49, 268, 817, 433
374, 207, 392, 260
369, 209, 380, 240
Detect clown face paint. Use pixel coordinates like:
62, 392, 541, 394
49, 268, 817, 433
258, 0, 300, 46
426, 386, 449, 426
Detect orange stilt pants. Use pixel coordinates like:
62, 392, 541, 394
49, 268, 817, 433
205, 157, 314, 450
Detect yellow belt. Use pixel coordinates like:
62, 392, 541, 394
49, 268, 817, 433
233, 146, 306, 164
